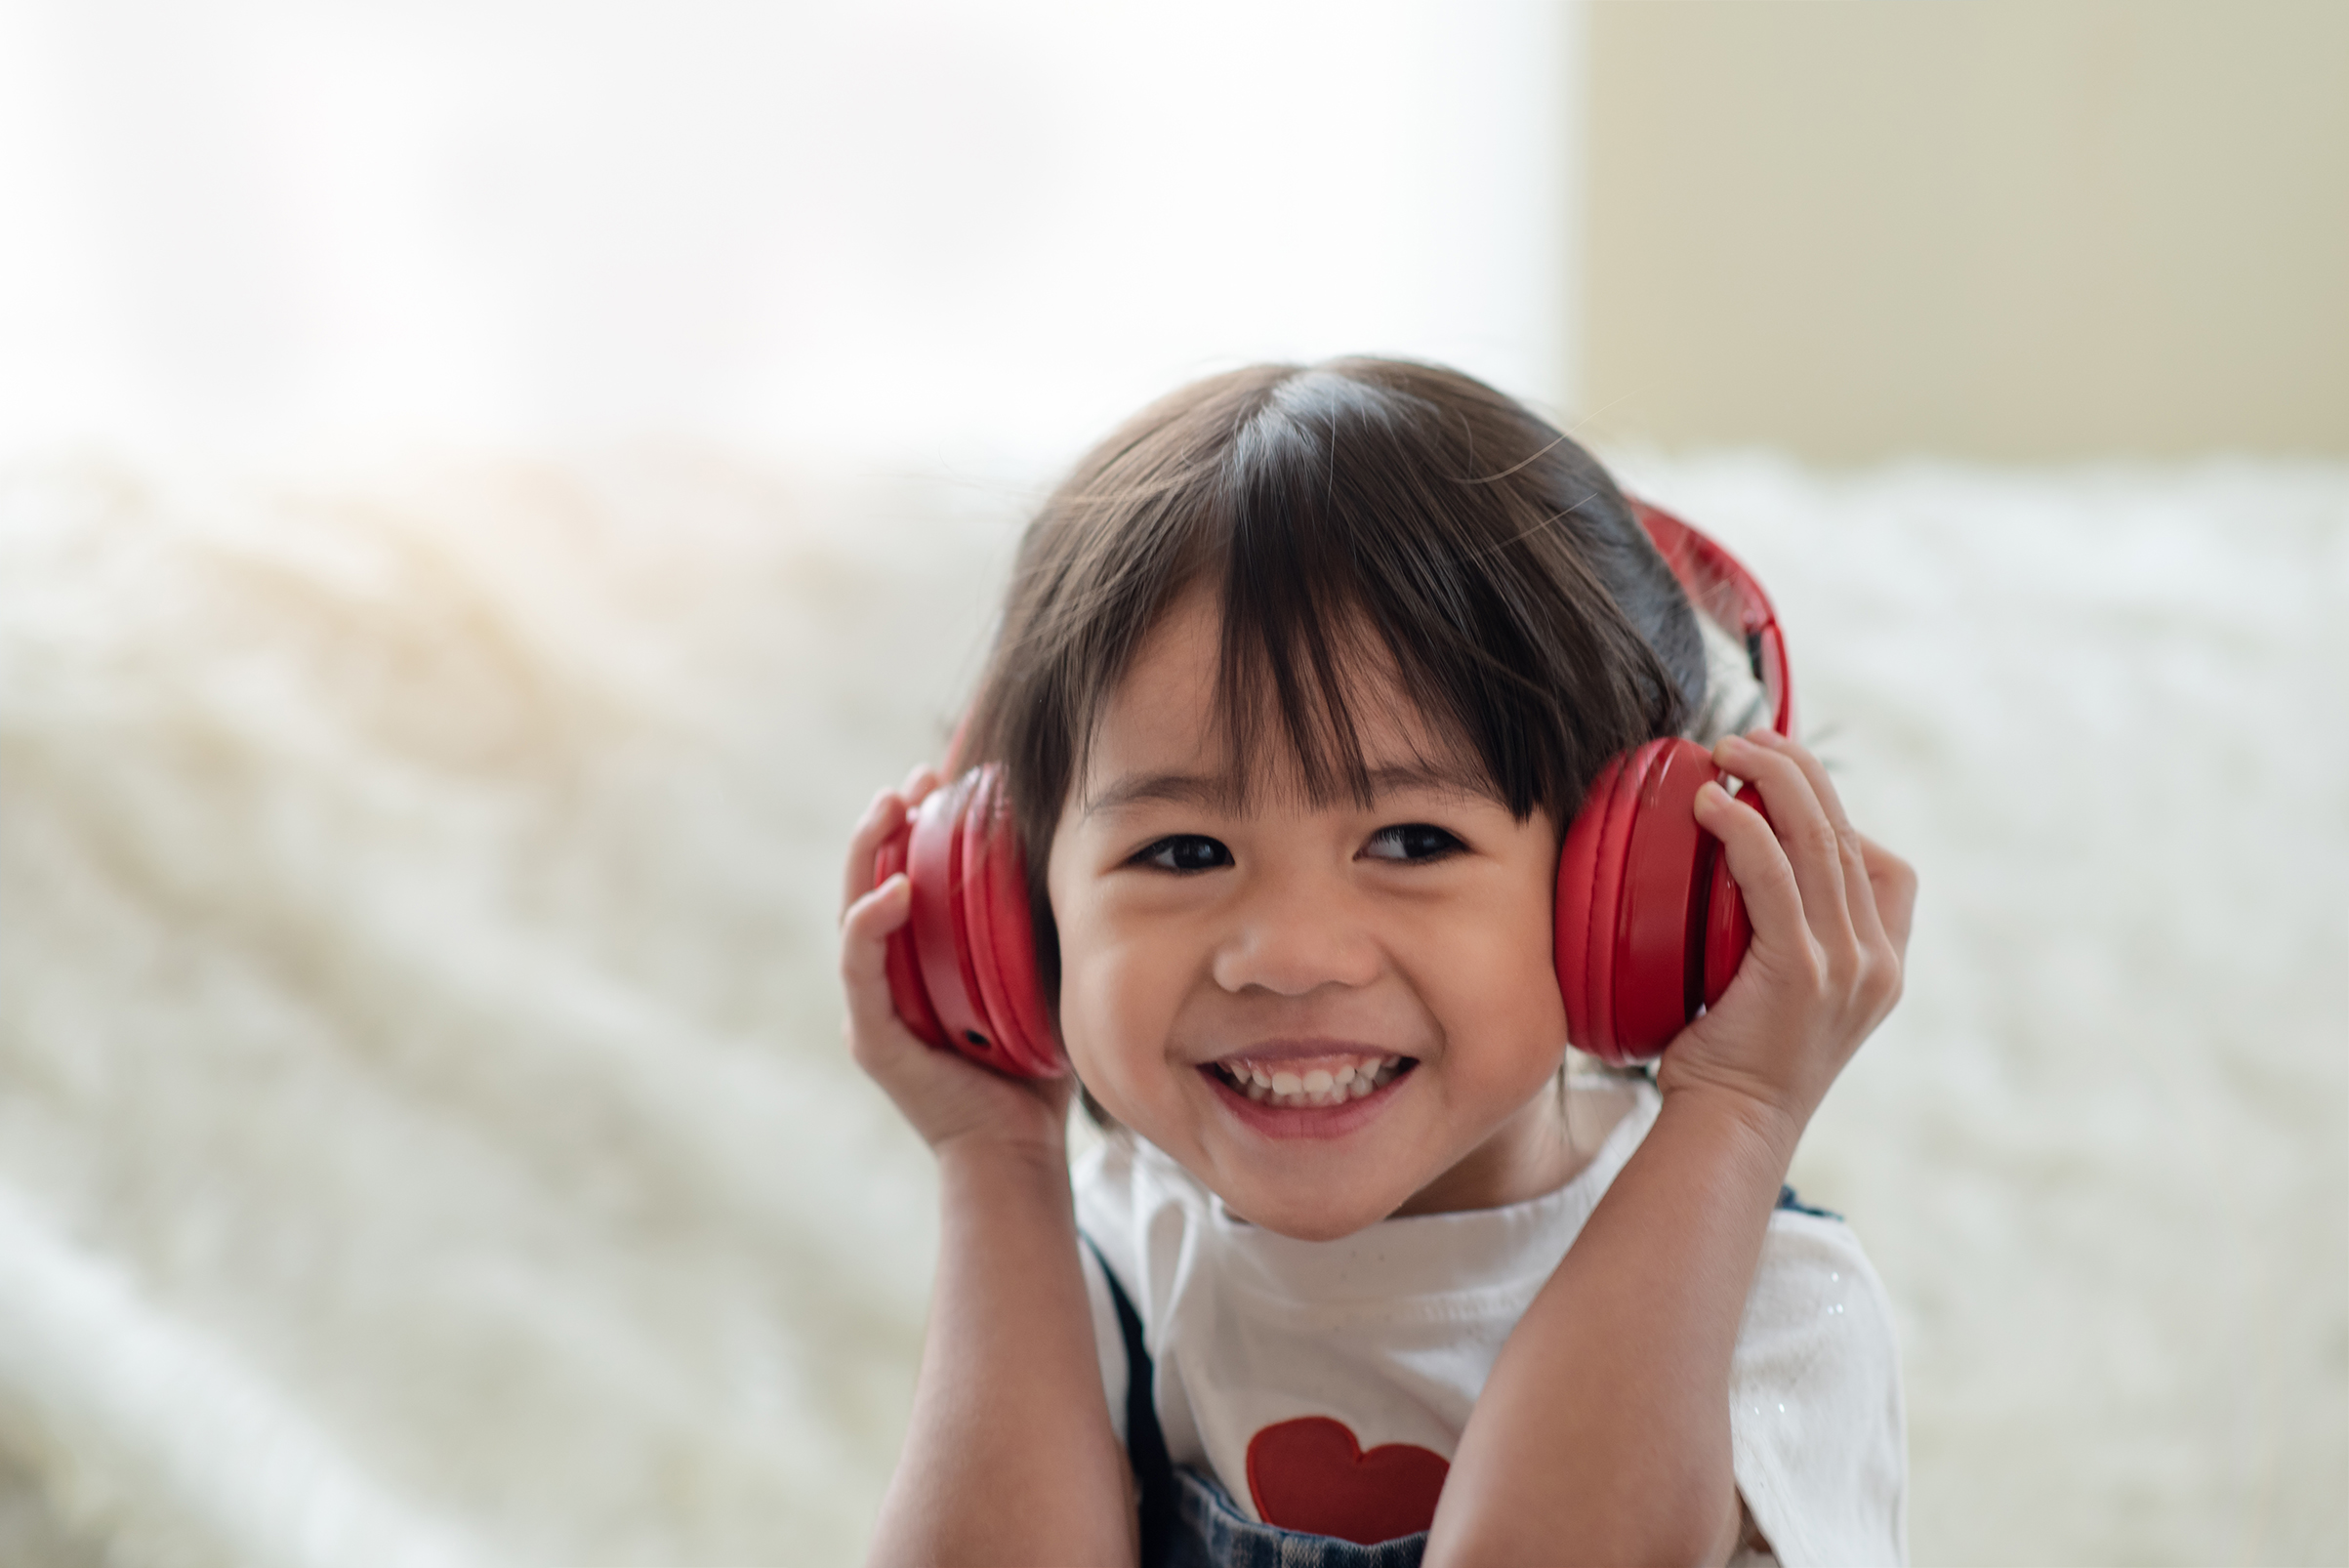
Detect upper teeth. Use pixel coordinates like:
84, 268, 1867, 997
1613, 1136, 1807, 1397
1218, 1055, 1406, 1107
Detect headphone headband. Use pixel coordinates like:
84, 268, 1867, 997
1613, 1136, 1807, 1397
1628, 499, 1794, 739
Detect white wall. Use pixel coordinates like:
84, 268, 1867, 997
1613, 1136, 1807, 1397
0, 0, 1579, 470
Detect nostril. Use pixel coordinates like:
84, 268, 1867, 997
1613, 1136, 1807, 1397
964, 1030, 990, 1051
1213, 933, 1383, 998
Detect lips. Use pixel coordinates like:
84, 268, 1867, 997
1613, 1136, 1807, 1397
1196, 1051, 1416, 1140
1208, 1053, 1411, 1108
1198, 1039, 1421, 1114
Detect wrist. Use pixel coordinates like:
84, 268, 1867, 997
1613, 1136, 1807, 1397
894, 1064, 1073, 1167
935, 1125, 1075, 1198
929, 1130, 1084, 1305
1651, 1070, 1807, 1186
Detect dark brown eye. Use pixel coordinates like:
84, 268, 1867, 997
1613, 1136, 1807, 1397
1138, 835, 1233, 873
1362, 824, 1463, 863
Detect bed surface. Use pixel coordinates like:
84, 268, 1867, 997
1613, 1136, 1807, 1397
1, 445, 2340, 1565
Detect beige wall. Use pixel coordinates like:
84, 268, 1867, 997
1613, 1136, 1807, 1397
1581, 1, 2349, 462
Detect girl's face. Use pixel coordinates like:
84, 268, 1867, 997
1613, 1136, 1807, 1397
1045, 588, 1577, 1241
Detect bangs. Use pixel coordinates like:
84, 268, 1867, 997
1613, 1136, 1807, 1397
1199, 369, 1614, 822
961, 357, 1703, 968
1079, 582, 1506, 824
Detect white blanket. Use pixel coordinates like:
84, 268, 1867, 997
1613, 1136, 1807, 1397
0, 446, 2341, 1564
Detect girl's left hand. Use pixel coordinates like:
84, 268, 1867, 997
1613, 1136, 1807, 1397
840, 765, 1076, 1161
1668, 729, 1918, 1146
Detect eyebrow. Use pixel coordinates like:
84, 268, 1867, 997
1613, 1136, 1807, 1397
1081, 760, 1500, 820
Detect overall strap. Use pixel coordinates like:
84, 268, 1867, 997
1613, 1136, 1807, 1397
1083, 1234, 1178, 1568
1776, 1183, 1844, 1221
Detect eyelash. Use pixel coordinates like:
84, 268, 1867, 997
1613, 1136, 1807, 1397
1363, 824, 1465, 863
1134, 835, 1233, 873
1132, 825, 1465, 873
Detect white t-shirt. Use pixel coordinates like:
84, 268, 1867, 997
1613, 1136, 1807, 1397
1073, 1078, 1908, 1566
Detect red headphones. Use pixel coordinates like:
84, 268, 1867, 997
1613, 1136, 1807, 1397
872, 502, 1792, 1073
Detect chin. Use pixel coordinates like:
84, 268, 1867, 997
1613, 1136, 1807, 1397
1224, 1192, 1398, 1244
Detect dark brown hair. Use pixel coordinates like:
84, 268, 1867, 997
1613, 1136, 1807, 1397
960, 357, 1703, 991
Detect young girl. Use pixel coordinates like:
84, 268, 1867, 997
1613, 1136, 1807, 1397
839, 359, 1916, 1567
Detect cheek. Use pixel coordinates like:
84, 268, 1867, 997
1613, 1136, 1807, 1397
1047, 874, 1188, 1100
1421, 877, 1567, 1075
1063, 946, 1195, 1120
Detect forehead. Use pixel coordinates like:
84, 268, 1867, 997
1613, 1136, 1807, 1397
1077, 585, 1495, 810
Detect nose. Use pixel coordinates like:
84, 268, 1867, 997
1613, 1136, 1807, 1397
1209, 867, 1383, 997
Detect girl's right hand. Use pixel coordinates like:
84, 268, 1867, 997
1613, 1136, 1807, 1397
840, 766, 1075, 1159
1666, 729, 1917, 1148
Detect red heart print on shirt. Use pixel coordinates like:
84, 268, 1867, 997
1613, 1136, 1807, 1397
1245, 1417, 1450, 1545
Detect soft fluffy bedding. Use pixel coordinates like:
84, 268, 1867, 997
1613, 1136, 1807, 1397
0, 446, 2341, 1565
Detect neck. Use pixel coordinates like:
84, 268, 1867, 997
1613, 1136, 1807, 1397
1390, 1075, 1639, 1217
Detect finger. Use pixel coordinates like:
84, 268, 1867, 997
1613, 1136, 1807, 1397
1712, 732, 1852, 946
1693, 779, 1806, 959
842, 787, 910, 917
1750, 729, 1857, 834
903, 763, 943, 806
840, 872, 919, 1041
1749, 730, 1884, 951
1858, 834, 1918, 959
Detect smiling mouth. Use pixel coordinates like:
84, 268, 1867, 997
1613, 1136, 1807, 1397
1206, 1054, 1416, 1110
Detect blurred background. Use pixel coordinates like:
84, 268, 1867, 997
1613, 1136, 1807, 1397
0, 1, 2341, 1563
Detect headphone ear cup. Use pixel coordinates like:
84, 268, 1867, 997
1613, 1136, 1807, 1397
1610, 738, 1720, 1056
874, 826, 946, 1049
957, 768, 1064, 1077
953, 789, 1012, 1071
890, 765, 1064, 1079
905, 775, 996, 1059
1560, 738, 1748, 1064
1553, 754, 1620, 1055
1556, 744, 1658, 1064
1589, 740, 1668, 1061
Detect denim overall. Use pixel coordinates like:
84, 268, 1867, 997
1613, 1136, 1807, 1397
1088, 1183, 1834, 1568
